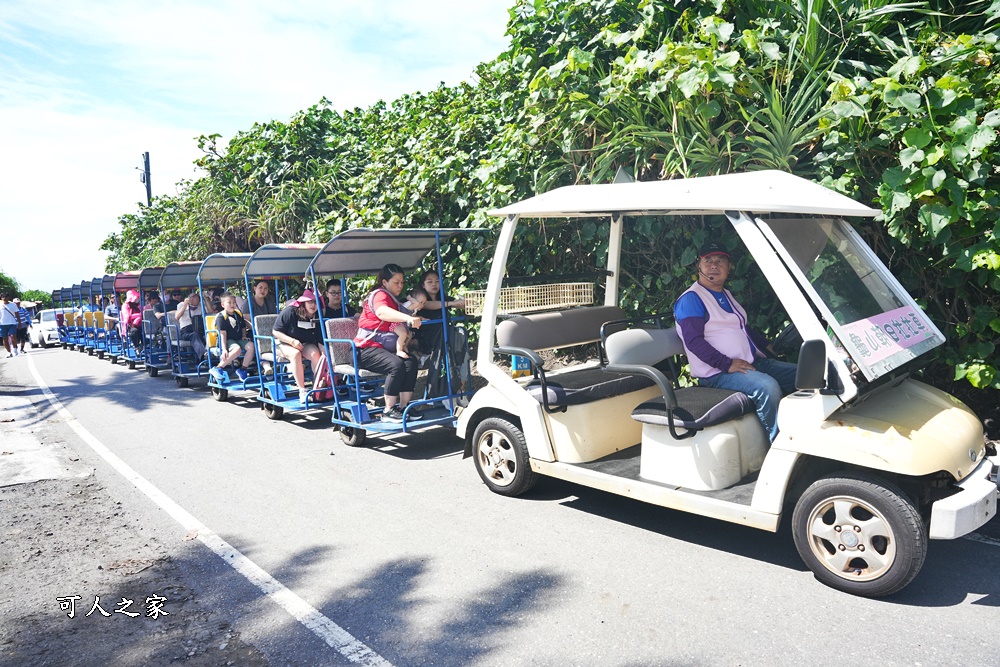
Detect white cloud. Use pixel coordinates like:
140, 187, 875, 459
0, 0, 512, 291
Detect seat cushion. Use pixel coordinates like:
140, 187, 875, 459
632, 387, 755, 429
526, 368, 653, 407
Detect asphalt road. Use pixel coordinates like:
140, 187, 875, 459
3, 346, 1000, 666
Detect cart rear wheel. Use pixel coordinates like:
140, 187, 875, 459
147, 365, 158, 377
472, 416, 537, 497
96, 351, 104, 359
792, 473, 927, 597
109, 356, 118, 364
175, 376, 188, 388
338, 410, 367, 447
211, 386, 229, 402
127, 360, 136, 370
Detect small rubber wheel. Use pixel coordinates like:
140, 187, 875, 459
472, 416, 537, 497
147, 365, 159, 377
109, 356, 118, 364
339, 409, 367, 447
261, 389, 284, 421
175, 376, 188, 388
211, 386, 229, 402
127, 360, 136, 370
96, 351, 104, 359
792, 473, 928, 597
62, 343, 68, 349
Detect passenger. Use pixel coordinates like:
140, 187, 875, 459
14, 298, 30, 353
354, 264, 425, 423
238, 280, 277, 319
390, 287, 428, 359
416, 270, 465, 351
103, 298, 119, 327
174, 291, 207, 360
211, 293, 255, 382
271, 290, 324, 405
164, 289, 183, 312
121, 290, 144, 352
145, 293, 166, 336
673, 241, 797, 443
0, 293, 19, 357
322, 280, 357, 318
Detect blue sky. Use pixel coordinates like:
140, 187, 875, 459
0, 0, 513, 293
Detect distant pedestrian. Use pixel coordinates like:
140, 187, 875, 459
0, 294, 19, 357
14, 298, 30, 353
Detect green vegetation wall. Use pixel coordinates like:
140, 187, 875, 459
101, 0, 999, 405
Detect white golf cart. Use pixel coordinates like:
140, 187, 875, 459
457, 170, 999, 597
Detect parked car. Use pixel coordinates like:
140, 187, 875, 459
31, 309, 61, 348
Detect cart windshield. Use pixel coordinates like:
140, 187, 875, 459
763, 218, 945, 380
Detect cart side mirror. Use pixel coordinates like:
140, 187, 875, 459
795, 339, 827, 390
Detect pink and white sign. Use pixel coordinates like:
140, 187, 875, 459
841, 306, 935, 365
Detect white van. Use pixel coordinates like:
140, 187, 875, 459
31, 309, 62, 348
457, 170, 998, 597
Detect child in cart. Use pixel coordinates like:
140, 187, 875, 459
392, 287, 428, 359
211, 293, 255, 382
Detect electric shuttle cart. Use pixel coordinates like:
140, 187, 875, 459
457, 170, 999, 597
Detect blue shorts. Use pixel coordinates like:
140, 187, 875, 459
0, 324, 16, 337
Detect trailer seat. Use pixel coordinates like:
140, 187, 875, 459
253, 314, 286, 363
495, 306, 652, 410
325, 317, 383, 378
165, 312, 192, 350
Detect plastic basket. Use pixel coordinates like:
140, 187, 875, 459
464, 282, 594, 316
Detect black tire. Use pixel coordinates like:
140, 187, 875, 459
211, 386, 229, 402
471, 416, 537, 497
62, 343, 68, 350
338, 409, 367, 447
96, 351, 104, 359
127, 360, 136, 370
147, 365, 159, 377
792, 473, 928, 597
109, 356, 118, 365
261, 389, 284, 421
175, 376, 188, 388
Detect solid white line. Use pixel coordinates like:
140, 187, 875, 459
26, 355, 391, 667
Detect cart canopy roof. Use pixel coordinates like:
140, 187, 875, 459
70, 284, 81, 299
137, 267, 165, 290
244, 244, 325, 279
489, 170, 880, 219
114, 271, 140, 292
198, 253, 252, 286
160, 261, 203, 291
100, 275, 117, 294
309, 228, 472, 276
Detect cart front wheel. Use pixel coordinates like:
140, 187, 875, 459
792, 473, 927, 598
261, 389, 284, 421
175, 375, 188, 388
339, 410, 367, 447
211, 386, 229, 402
472, 416, 537, 497
96, 351, 104, 359
127, 360, 136, 370
147, 365, 158, 377
109, 356, 118, 364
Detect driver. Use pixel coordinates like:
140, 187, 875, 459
673, 241, 798, 442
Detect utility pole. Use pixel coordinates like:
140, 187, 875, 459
138, 152, 152, 206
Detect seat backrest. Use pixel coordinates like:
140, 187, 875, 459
165, 311, 179, 346
143, 308, 163, 334
604, 326, 684, 367
83, 311, 94, 327
254, 314, 279, 355
496, 305, 626, 352
94, 312, 104, 328
204, 313, 220, 348
325, 316, 360, 366
65, 312, 76, 327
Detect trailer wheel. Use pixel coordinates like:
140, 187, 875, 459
62, 343, 68, 350
109, 356, 118, 365
175, 376, 188, 388
792, 473, 927, 597
261, 389, 284, 421
127, 360, 136, 370
472, 416, 537, 497
96, 351, 104, 359
147, 365, 158, 377
338, 409, 367, 448
211, 386, 229, 402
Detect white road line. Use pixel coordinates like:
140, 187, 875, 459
26, 355, 392, 667
964, 532, 1000, 548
